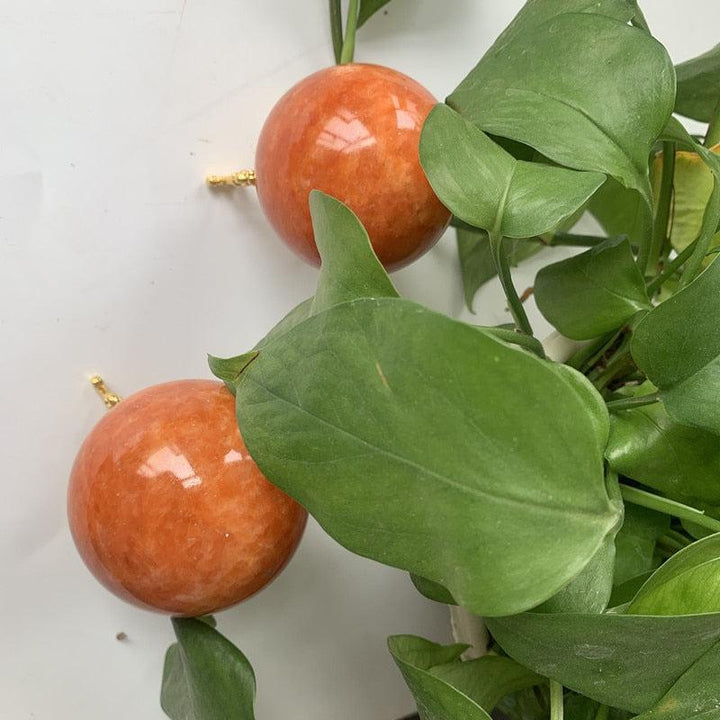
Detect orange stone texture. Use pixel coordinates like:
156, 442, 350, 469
255, 63, 451, 270
68, 380, 307, 616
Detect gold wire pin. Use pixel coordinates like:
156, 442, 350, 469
90, 375, 121, 409
206, 169, 257, 188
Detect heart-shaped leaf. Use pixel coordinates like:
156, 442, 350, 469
534, 237, 650, 340
389, 635, 541, 718
606, 385, 720, 507
487, 611, 720, 713
161, 618, 256, 720
447, 4, 675, 202
234, 297, 619, 616
631, 257, 720, 435
675, 44, 720, 122
420, 104, 604, 238
628, 533, 720, 616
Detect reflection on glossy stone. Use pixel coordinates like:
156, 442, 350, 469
68, 380, 307, 616
255, 63, 451, 270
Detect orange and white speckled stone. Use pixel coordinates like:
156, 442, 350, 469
68, 380, 307, 616
255, 63, 451, 270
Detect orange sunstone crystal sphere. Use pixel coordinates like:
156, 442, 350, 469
255, 63, 451, 270
67, 380, 307, 616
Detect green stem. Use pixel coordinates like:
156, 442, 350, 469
594, 704, 610, 720
647, 141, 676, 274
540, 232, 609, 248
549, 680, 564, 720
339, 0, 359, 64
620, 485, 720, 535
329, 0, 343, 64
646, 238, 699, 294
658, 533, 686, 553
606, 392, 660, 413
490, 234, 534, 335
680, 181, 720, 288
705, 95, 720, 148
666, 528, 692, 547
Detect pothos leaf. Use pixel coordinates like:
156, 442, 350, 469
534, 237, 651, 340
628, 533, 720, 616
487, 611, 720, 713
234, 296, 619, 617
420, 104, 604, 239
447, 2, 675, 203
161, 618, 256, 720
674, 43, 720, 122
631, 257, 720, 435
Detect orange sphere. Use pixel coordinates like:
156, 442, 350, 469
255, 63, 451, 270
67, 380, 307, 616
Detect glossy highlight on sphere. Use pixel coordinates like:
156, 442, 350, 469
255, 63, 451, 270
68, 380, 307, 616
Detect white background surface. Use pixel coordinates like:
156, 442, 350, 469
0, 1, 716, 718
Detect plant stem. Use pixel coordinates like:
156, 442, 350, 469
567, 330, 619, 371
647, 141, 676, 275
490, 234, 534, 335
620, 485, 720, 534
540, 232, 609, 248
549, 680, 564, 720
658, 533, 686, 554
646, 238, 699, 294
340, 0, 359, 64
666, 528, 692, 547
329, 0, 343, 64
679, 182, 720, 288
705, 95, 720, 148
606, 392, 660, 413
594, 704, 610, 720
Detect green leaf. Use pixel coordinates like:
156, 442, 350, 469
609, 571, 654, 607
447, 3, 675, 203
534, 237, 650, 340
388, 636, 493, 720
309, 190, 398, 315
631, 257, 720, 434
651, 145, 719, 255
588, 176, 651, 250
420, 104, 604, 238
536, 473, 623, 613
487, 611, 720, 713
208, 352, 259, 391
659, 119, 720, 282
628, 533, 720, 616
357, 0, 392, 27
410, 574, 457, 605
235, 297, 619, 616
429, 655, 542, 713
612, 503, 669, 587
161, 618, 256, 720
675, 44, 720, 122
633, 640, 720, 719
255, 298, 313, 350
457, 227, 543, 312
606, 384, 720, 507
389, 636, 541, 715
